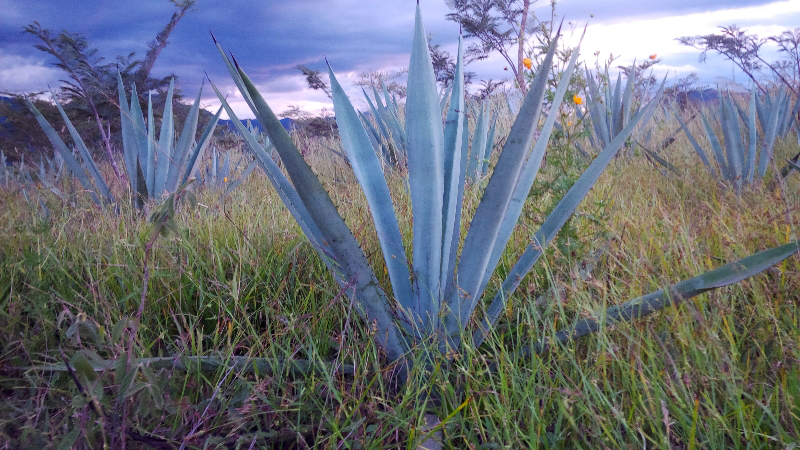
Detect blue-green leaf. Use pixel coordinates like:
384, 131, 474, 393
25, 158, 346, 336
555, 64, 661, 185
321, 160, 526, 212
474, 84, 664, 346
444, 25, 561, 337
26, 99, 102, 206
524, 240, 800, 355
406, 3, 445, 329
328, 63, 414, 320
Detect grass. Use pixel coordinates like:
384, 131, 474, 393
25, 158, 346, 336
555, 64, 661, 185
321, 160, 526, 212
0, 102, 799, 448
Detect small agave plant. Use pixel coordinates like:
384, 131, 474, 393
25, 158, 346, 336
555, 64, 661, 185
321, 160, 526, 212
211, 4, 799, 373
675, 86, 800, 193
27, 75, 223, 210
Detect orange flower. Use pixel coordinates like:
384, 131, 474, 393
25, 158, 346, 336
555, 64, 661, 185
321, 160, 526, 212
223, 177, 229, 183
573, 94, 583, 105
523, 57, 532, 69
649, 53, 657, 60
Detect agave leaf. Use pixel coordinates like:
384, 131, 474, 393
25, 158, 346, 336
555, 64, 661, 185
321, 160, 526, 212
619, 64, 635, 135
128, 83, 148, 177
183, 106, 222, 185
328, 63, 414, 320
146, 92, 156, 196
439, 81, 453, 117
611, 74, 622, 135
474, 84, 664, 347
476, 43, 582, 299
467, 102, 488, 180
757, 87, 784, 179
153, 78, 175, 196
586, 70, 611, 148
210, 80, 343, 285
671, 103, 715, 177
440, 35, 466, 300
525, 240, 800, 355
721, 94, 744, 191
778, 88, 793, 136
481, 112, 498, 176
380, 105, 407, 159
443, 25, 561, 337
117, 73, 139, 190
216, 46, 407, 362
25, 99, 102, 206
166, 86, 203, 193
746, 88, 758, 183
787, 95, 800, 134
52, 98, 115, 204
700, 111, 728, 180
406, 3, 446, 329
362, 88, 395, 163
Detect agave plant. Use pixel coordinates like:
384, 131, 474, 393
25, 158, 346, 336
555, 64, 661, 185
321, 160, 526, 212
465, 100, 497, 181
360, 82, 407, 168
26, 76, 223, 210
210, 4, 798, 373
676, 86, 798, 193
117, 76, 223, 208
584, 65, 647, 151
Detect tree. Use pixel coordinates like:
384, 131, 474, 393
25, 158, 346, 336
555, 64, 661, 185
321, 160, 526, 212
22, 0, 197, 178
678, 25, 800, 95
428, 39, 476, 88
297, 65, 332, 99
445, 0, 546, 95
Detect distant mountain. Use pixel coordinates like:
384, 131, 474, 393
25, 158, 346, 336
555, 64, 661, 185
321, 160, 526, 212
217, 117, 297, 134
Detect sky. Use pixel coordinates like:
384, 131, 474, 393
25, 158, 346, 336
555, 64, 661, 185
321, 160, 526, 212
1, 0, 799, 120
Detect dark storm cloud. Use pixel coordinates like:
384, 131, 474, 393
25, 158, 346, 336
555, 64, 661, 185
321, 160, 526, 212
0, 0, 796, 117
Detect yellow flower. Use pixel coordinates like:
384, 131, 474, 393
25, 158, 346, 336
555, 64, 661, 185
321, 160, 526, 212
573, 94, 583, 105
522, 57, 532, 69
223, 177, 229, 183
567, 121, 572, 127
649, 53, 657, 60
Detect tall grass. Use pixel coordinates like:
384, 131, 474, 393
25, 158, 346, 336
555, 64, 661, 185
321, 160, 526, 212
0, 93, 798, 447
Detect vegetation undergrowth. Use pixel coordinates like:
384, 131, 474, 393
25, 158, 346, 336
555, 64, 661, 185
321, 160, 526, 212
1, 127, 798, 447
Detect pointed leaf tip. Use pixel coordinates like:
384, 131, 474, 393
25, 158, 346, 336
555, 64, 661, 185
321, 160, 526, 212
210, 31, 217, 44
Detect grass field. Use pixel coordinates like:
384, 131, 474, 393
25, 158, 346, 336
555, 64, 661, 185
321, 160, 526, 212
1, 100, 799, 448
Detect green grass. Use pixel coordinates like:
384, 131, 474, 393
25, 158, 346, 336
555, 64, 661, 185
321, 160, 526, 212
0, 108, 799, 448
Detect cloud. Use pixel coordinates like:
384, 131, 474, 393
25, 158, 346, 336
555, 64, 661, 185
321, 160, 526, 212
0, 51, 61, 93
1, 0, 798, 119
